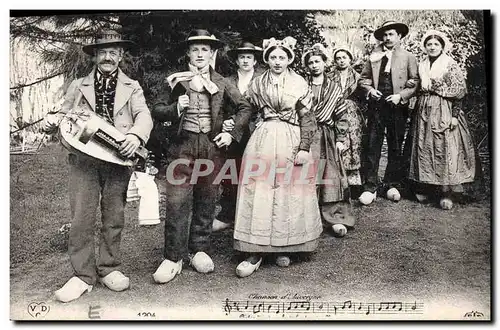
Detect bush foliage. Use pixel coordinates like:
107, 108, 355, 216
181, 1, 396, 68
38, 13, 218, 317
10, 10, 489, 154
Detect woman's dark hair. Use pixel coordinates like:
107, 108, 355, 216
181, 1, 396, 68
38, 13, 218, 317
424, 34, 446, 49
334, 50, 353, 62
264, 46, 293, 62
304, 51, 327, 65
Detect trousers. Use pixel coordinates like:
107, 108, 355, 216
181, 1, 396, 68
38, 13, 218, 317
68, 153, 132, 285
361, 101, 409, 193
163, 131, 224, 261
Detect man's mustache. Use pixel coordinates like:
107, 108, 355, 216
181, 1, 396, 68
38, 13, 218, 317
99, 60, 116, 65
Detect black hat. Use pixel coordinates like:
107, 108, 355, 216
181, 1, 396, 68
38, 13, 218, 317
227, 41, 263, 59
373, 21, 409, 41
82, 29, 135, 55
180, 29, 225, 49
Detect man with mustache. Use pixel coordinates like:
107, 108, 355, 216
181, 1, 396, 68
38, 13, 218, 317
213, 40, 264, 232
151, 30, 253, 283
358, 21, 419, 205
303, 43, 355, 236
42, 29, 153, 302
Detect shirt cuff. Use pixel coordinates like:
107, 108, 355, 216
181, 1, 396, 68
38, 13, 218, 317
126, 133, 144, 145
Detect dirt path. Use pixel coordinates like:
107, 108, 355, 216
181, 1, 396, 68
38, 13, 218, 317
10, 201, 491, 321
10, 146, 491, 320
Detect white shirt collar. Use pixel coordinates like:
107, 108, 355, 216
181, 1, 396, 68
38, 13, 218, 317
237, 69, 254, 93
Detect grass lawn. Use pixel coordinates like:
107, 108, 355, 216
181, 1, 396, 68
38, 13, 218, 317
10, 144, 491, 320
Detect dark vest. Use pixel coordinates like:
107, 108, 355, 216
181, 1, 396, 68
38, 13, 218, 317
378, 56, 393, 97
182, 88, 212, 133
94, 70, 118, 124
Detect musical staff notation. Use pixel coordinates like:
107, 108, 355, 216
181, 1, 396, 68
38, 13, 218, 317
223, 298, 424, 317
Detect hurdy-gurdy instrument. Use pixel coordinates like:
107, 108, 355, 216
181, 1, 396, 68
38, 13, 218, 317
58, 107, 148, 167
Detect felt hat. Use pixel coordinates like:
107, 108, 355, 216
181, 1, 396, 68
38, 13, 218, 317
373, 21, 409, 41
227, 41, 263, 60
180, 29, 225, 49
82, 29, 135, 55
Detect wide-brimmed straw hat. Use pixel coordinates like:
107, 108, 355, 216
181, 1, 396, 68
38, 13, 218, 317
82, 29, 136, 55
373, 21, 409, 41
227, 41, 263, 60
180, 29, 225, 49
262, 36, 297, 64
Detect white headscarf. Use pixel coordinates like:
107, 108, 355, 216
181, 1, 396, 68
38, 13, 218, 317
419, 30, 453, 91
262, 36, 297, 64
421, 29, 452, 54
418, 53, 454, 91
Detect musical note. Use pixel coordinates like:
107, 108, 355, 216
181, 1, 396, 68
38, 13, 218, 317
342, 300, 352, 309
378, 301, 403, 312
267, 303, 281, 314
253, 302, 264, 314
405, 301, 425, 314
393, 302, 402, 311
315, 302, 331, 314
275, 303, 281, 314
300, 301, 311, 311
224, 298, 232, 315
222, 299, 424, 317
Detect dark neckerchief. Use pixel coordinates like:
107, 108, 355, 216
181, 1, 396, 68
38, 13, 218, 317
94, 68, 118, 124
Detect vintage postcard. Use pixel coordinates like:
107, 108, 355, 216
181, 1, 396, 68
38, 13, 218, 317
9, 9, 491, 321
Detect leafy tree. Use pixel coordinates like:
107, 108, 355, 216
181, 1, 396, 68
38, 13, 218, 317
317, 10, 488, 143
115, 10, 326, 100
115, 10, 327, 162
10, 10, 327, 159
10, 10, 489, 173
10, 10, 326, 107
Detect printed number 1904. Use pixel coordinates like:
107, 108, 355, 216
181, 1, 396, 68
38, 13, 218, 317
137, 312, 156, 317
